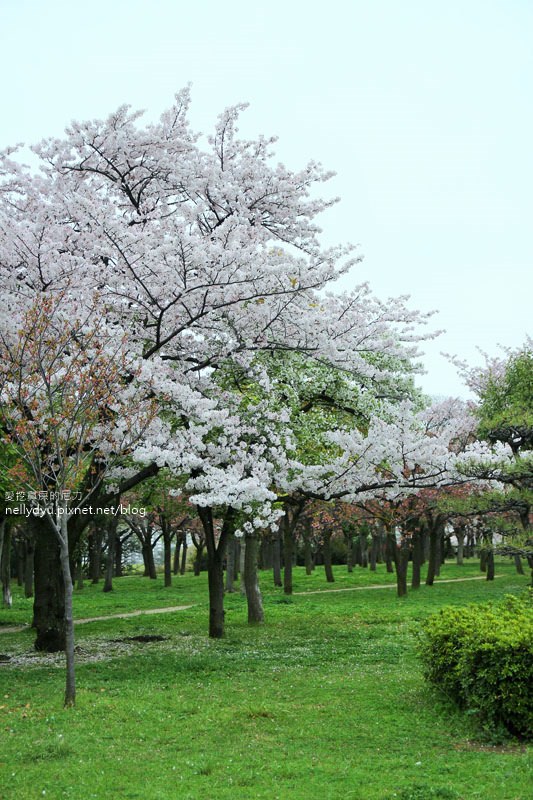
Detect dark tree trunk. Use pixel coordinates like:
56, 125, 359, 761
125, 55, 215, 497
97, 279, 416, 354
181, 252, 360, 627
193, 545, 204, 576
24, 539, 35, 598
283, 513, 294, 595
391, 533, 409, 597
259, 538, 273, 570
142, 541, 157, 579
272, 527, 282, 586
385, 534, 394, 574
370, 534, 378, 572
180, 537, 188, 575
103, 518, 118, 593
486, 549, 495, 581
411, 530, 422, 590
163, 534, 172, 587
426, 523, 439, 586
198, 506, 232, 638
480, 548, 488, 573
514, 554, 524, 575
33, 517, 66, 652
455, 529, 465, 565
88, 527, 103, 584
304, 537, 313, 576
0, 519, 12, 608
76, 555, 84, 591
244, 535, 264, 624
322, 535, 335, 583
114, 534, 124, 577
359, 533, 369, 568
225, 533, 237, 593
346, 535, 354, 572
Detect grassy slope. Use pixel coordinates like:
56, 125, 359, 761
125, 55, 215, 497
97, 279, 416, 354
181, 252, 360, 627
0, 560, 531, 800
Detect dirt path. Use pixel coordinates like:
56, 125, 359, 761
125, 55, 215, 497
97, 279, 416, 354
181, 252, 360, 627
0, 604, 194, 635
0, 575, 502, 635
293, 574, 500, 596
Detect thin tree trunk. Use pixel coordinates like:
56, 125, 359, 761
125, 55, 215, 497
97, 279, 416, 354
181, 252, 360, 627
24, 540, 35, 598
514, 554, 524, 575
225, 533, 236, 592
193, 545, 204, 576
391, 534, 409, 597
370, 534, 378, 571
76, 555, 84, 591
411, 530, 422, 590
163, 533, 172, 588
239, 539, 247, 595
59, 516, 76, 707
180, 537, 188, 575
283, 513, 293, 595
456, 529, 464, 565
359, 533, 368, 568
486, 549, 495, 581
272, 528, 282, 586
304, 537, 313, 576
173, 536, 182, 575
1, 520, 12, 608
385, 534, 394, 574
103, 519, 118, 593
244, 535, 264, 624
322, 535, 335, 583
426, 524, 439, 586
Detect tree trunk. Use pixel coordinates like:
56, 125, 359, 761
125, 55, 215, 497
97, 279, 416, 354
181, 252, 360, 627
322, 535, 335, 583
193, 545, 204, 576
480, 547, 488, 573
411, 530, 422, 590
283, 513, 293, 595
239, 539, 247, 595
58, 516, 76, 707
24, 539, 35, 598
88, 527, 103, 584
244, 535, 264, 624
272, 527, 283, 586
1, 520, 12, 608
198, 506, 231, 639
514, 554, 524, 575
33, 517, 66, 652
391, 534, 409, 597
304, 537, 313, 576
76, 554, 84, 591
163, 533, 172, 588
346, 535, 354, 572
180, 537, 188, 575
426, 524, 439, 586
103, 519, 118, 593
456, 529, 464, 565
370, 534, 378, 572
225, 533, 237, 593
486, 548, 495, 581
173, 536, 182, 576
359, 533, 368, 568
385, 534, 394, 574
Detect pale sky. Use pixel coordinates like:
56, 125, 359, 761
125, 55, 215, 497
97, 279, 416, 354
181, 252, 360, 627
1, 0, 531, 398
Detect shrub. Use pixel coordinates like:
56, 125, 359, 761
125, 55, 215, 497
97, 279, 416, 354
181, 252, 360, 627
419, 594, 533, 739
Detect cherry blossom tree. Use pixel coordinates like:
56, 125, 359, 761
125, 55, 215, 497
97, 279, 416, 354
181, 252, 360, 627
0, 89, 441, 641
0, 295, 156, 705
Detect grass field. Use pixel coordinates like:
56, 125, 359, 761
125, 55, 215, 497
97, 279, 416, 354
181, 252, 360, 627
0, 559, 531, 800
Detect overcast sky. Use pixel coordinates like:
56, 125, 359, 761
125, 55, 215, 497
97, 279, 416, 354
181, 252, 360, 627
1, 0, 531, 398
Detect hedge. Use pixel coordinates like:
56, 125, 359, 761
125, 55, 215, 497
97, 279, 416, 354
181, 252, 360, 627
419, 594, 533, 739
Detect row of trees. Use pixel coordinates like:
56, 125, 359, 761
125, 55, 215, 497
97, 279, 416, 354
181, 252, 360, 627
0, 90, 531, 704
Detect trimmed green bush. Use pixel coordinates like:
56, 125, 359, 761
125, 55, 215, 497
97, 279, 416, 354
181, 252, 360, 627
419, 594, 533, 739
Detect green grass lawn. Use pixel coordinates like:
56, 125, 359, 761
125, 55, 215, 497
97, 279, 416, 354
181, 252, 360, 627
0, 559, 531, 800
